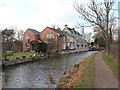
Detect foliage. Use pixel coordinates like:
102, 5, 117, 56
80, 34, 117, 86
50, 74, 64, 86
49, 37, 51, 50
2, 28, 16, 60
6, 51, 13, 56
2, 28, 15, 40
74, 63, 79, 69
94, 36, 106, 47
90, 42, 95, 47
102, 52, 119, 79
74, 53, 96, 88
2, 29, 16, 51
109, 42, 118, 60
48, 38, 55, 53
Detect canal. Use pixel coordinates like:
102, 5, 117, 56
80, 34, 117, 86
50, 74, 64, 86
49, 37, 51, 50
2, 51, 95, 88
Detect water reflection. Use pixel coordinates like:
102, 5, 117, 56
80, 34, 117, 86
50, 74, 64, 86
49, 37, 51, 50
2, 51, 95, 88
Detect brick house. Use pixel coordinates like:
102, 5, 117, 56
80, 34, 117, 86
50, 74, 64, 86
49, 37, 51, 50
40, 27, 67, 53
22, 28, 41, 52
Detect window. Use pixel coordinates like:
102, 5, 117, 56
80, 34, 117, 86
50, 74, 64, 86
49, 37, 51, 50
26, 43, 30, 48
81, 45, 83, 47
47, 32, 54, 39
25, 34, 30, 39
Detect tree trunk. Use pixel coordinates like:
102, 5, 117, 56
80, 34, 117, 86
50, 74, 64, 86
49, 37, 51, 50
105, 36, 110, 54
106, 9, 109, 53
3, 43, 7, 60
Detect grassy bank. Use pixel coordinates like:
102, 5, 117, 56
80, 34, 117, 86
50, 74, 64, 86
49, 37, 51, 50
2, 52, 37, 60
102, 52, 119, 79
73, 53, 96, 88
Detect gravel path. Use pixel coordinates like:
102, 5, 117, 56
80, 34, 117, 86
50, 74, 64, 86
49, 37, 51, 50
93, 51, 118, 88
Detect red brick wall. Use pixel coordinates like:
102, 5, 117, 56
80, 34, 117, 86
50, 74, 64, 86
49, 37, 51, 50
23, 29, 35, 51
40, 27, 58, 52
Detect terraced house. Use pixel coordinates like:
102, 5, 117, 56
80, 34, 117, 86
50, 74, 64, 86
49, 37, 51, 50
63, 25, 88, 52
22, 25, 88, 53
40, 27, 67, 53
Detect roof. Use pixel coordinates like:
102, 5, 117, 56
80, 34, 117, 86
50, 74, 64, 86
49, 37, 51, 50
47, 27, 68, 36
66, 27, 82, 36
31, 29, 40, 35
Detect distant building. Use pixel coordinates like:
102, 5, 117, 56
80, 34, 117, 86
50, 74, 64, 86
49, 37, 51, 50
22, 25, 88, 53
63, 25, 88, 51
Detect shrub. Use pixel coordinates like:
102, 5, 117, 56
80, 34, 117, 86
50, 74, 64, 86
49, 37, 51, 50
30, 50, 35, 53
22, 56, 26, 58
5, 59, 9, 61
6, 51, 13, 56
74, 63, 79, 69
16, 57, 19, 59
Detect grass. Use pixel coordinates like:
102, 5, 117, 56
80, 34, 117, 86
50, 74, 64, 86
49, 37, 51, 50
102, 52, 119, 79
73, 53, 96, 88
2, 52, 37, 60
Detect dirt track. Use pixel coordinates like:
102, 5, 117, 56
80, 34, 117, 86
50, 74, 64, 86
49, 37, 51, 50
93, 52, 118, 88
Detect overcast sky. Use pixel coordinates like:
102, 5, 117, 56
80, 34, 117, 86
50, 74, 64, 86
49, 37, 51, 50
0, 0, 118, 33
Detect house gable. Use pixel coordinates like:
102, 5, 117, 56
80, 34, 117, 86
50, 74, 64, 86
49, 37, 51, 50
22, 28, 40, 52
23, 29, 35, 41
40, 27, 58, 42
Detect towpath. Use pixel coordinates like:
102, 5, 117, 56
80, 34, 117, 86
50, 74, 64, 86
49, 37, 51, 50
93, 52, 118, 88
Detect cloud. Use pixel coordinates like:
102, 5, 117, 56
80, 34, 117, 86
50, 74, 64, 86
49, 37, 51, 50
0, 0, 99, 33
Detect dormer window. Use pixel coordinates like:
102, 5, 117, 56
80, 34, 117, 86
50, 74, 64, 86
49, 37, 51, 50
25, 34, 30, 39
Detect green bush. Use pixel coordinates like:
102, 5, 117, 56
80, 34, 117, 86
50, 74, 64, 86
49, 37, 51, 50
74, 64, 79, 69
22, 56, 26, 58
16, 57, 19, 59
6, 51, 13, 56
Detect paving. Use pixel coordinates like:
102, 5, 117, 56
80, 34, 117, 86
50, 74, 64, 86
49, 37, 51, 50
93, 51, 118, 88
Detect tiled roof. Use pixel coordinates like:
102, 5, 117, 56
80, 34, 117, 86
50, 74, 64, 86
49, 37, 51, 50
30, 29, 40, 35
48, 27, 68, 36
28, 28, 40, 35
67, 27, 81, 36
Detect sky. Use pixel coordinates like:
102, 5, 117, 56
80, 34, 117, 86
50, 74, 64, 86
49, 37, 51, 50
0, 0, 119, 34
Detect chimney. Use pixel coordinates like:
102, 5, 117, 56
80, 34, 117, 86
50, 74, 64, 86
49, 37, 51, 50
64, 24, 68, 31
65, 24, 67, 27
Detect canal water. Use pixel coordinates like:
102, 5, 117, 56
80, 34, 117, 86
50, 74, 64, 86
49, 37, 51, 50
2, 51, 95, 88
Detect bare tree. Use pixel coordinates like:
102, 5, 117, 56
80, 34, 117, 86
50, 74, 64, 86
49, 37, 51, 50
48, 38, 55, 53
2, 28, 15, 60
84, 32, 92, 43
17, 30, 23, 40
52, 24, 59, 29
74, 0, 115, 52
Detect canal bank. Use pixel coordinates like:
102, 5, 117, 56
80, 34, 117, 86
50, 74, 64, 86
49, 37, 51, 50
2, 51, 95, 88
2, 50, 88, 68
57, 52, 97, 88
